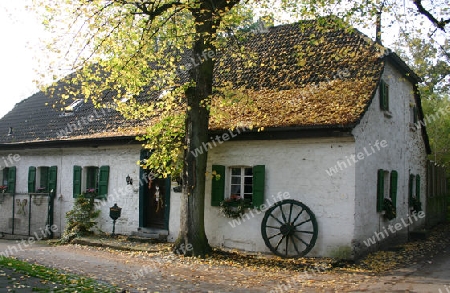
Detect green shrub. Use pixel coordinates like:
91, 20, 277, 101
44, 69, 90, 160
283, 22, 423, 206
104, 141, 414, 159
60, 193, 101, 243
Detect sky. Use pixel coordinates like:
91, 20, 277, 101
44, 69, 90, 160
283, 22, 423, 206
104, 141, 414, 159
0, 1, 42, 119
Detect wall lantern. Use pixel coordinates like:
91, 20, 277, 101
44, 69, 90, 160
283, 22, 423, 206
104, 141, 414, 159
109, 203, 122, 236
126, 174, 133, 185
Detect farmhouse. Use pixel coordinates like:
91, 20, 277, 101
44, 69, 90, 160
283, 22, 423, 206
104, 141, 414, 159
0, 18, 439, 258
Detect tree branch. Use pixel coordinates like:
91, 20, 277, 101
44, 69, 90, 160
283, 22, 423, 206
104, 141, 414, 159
115, 0, 182, 20
412, 0, 450, 31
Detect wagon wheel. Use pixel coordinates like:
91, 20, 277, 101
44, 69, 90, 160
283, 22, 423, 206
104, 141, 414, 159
261, 199, 318, 258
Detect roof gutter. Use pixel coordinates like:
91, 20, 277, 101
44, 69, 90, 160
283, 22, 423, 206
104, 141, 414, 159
209, 125, 354, 141
0, 125, 355, 150
0, 136, 139, 150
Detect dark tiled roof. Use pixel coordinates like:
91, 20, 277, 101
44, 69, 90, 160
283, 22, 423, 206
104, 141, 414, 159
214, 19, 382, 89
0, 19, 398, 144
0, 92, 142, 143
210, 19, 384, 130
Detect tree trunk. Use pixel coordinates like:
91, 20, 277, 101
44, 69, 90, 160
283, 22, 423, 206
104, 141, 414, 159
173, 7, 217, 257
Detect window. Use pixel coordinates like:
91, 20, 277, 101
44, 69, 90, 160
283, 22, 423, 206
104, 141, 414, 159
2, 168, 8, 187
60, 99, 83, 117
379, 79, 389, 111
211, 165, 265, 208
1, 167, 16, 193
28, 166, 57, 194
230, 167, 253, 202
38, 167, 49, 192
86, 167, 99, 191
376, 169, 398, 217
73, 165, 109, 198
64, 99, 83, 112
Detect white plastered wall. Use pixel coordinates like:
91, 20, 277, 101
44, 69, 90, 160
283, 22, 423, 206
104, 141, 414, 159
352, 61, 428, 256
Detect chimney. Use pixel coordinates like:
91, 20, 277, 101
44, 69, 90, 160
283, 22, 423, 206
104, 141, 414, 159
254, 15, 273, 33
375, 3, 385, 45
375, 10, 382, 45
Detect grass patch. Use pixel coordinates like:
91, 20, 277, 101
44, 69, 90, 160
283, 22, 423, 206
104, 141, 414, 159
0, 256, 118, 292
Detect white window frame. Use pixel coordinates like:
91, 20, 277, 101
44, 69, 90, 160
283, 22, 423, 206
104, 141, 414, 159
228, 166, 253, 201
36, 166, 49, 192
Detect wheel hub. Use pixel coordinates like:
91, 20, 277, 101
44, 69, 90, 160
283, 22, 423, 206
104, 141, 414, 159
280, 223, 294, 236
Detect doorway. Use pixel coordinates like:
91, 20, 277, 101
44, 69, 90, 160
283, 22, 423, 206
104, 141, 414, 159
139, 170, 171, 230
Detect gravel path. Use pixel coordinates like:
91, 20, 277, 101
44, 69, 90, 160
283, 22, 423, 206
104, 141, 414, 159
0, 235, 449, 292
0, 240, 363, 292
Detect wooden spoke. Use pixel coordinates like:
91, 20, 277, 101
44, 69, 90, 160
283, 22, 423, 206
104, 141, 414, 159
269, 213, 285, 225
294, 218, 312, 227
267, 232, 283, 240
279, 204, 287, 223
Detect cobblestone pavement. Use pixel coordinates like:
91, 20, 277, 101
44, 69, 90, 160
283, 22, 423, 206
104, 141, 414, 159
0, 236, 449, 292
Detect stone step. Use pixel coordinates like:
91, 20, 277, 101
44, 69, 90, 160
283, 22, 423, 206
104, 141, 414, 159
130, 228, 168, 242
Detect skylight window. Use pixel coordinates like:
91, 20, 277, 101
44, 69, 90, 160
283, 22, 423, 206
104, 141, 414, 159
158, 89, 171, 100
64, 99, 83, 112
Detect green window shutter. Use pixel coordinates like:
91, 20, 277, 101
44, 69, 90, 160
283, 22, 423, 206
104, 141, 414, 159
73, 165, 82, 198
377, 169, 385, 212
252, 165, 265, 208
384, 82, 389, 110
7, 166, 16, 194
28, 166, 36, 193
379, 80, 389, 111
211, 165, 225, 206
48, 166, 57, 195
408, 174, 414, 206
390, 171, 398, 213
98, 165, 110, 198
416, 174, 421, 202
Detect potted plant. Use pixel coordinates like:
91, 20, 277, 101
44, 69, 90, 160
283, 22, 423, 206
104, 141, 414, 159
410, 196, 422, 213
383, 198, 396, 220
0, 185, 6, 204
219, 194, 251, 218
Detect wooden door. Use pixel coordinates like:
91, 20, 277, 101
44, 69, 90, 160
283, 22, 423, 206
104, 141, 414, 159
144, 177, 167, 229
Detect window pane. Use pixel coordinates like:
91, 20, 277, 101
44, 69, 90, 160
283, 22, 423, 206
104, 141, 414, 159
244, 176, 253, 185
230, 184, 241, 195
231, 168, 241, 176
86, 167, 99, 190
231, 176, 241, 184
244, 168, 253, 176
244, 185, 253, 193
2, 168, 8, 186
39, 167, 49, 191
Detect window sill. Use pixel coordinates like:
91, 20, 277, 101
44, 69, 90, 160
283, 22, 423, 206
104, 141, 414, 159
220, 199, 252, 208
